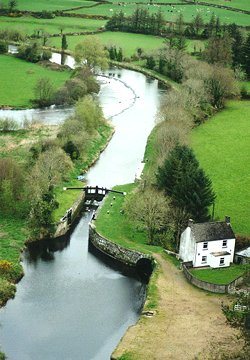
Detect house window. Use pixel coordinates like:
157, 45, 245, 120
203, 242, 208, 250
220, 257, 225, 266
202, 256, 207, 263
222, 240, 227, 248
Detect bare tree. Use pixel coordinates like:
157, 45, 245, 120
124, 187, 170, 244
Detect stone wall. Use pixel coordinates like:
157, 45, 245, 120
54, 192, 85, 238
182, 263, 244, 294
89, 223, 154, 281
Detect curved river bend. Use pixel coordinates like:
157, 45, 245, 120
0, 65, 166, 359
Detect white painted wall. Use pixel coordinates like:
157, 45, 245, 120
194, 238, 235, 268
179, 227, 195, 262
208, 253, 231, 268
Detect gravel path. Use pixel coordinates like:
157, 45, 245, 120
112, 253, 242, 359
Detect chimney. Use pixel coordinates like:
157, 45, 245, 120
225, 216, 230, 224
188, 219, 194, 227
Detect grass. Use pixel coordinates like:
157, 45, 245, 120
0, 16, 106, 35
203, 0, 250, 12
69, 3, 250, 26
16, 0, 97, 12
191, 100, 250, 236
49, 31, 165, 57
190, 264, 249, 285
53, 123, 113, 221
0, 55, 71, 108
95, 183, 162, 254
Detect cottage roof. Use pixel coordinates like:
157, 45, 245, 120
190, 221, 235, 243
236, 247, 250, 258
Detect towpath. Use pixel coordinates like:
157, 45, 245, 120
112, 253, 242, 359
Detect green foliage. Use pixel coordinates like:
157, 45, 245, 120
28, 188, 58, 238
0, 278, 16, 306
17, 42, 42, 63
74, 35, 109, 71
106, 7, 165, 36
61, 34, 68, 51
62, 140, 80, 160
33, 77, 55, 107
156, 145, 216, 222
0, 40, 7, 54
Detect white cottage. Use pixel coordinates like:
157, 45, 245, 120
179, 217, 235, 268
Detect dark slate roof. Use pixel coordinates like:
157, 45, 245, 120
191, 222, 235, 243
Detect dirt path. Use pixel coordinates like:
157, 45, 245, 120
112, 254, 242, 359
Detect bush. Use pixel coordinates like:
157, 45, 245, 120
0, 40, 7, 54
42, 49, 52, 61
0, 117, 18, 131
0, 278, 16, 306
17, 42, 41, 63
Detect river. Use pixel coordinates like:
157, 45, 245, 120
0, 58, 166, 359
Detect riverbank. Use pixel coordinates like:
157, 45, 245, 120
0, 120, 113, 308
0, 54, 71, 108
94, 187, 243, 359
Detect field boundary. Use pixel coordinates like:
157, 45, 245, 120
182, 263, 244, 293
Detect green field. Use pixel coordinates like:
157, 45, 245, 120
190, 264, 248, 285
0, 16, 106, 35
0, 55, 71, 108
191, 100, 250, 236
49, 31, 165, 56
16, 0, 97, 12
205, 0, 250, 12
69, 3, 250, 26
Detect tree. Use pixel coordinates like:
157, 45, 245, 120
192, 13, 204, 36
203, 33, 232, 66
61, 34, 68, 52
156, 145, 216, 223
74, 36, 109, 71
8, 0, 17, 12
242, 33, 250, 78
33, 77, 55, 107
124, 187, 170, 244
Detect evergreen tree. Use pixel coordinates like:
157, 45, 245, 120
242, 33, 250, 78
156, 145, 216, 222
227, 24, 244, 69
61, 34, 68, 52
117, 47, 123, 62
193, 13, 204, 36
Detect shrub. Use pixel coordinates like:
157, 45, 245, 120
0, 117, 18, 131
0, 40, 7, 54
0, 278, 16, 306
41, 49, 52, 61
0, 260, 12, 272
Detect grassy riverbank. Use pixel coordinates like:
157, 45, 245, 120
0, 55, 71, 108
0, 119, 113, 307
191, 100, 250, 236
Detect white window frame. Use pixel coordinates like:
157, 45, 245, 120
219, 257, 225, 266
201, 256, 207, 263
222, 239, 227, 248
203, 242, 208, 250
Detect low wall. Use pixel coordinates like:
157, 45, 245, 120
182, 264, 244, 294
89, 224, 154, 282
54, 192, 85, 238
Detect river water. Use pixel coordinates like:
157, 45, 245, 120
0, 60, 166, 359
